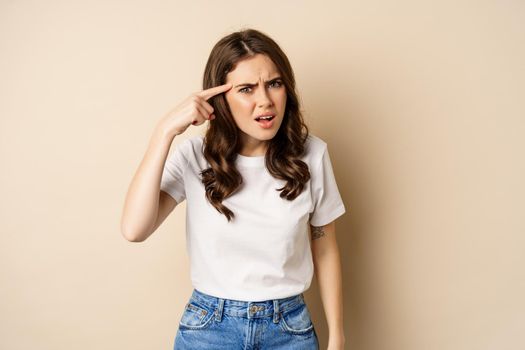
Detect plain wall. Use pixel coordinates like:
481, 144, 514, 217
1, 1, 524, 349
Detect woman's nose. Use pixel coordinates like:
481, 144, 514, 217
256, 85, 273, 107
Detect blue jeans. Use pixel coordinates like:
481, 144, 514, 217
174, 288, 319, 349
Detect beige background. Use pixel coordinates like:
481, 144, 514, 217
1, 1, 524, 349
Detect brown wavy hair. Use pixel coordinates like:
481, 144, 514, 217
200, 28, 310, 222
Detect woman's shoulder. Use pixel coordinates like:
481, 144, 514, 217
169, 134, 205, 163
304, 133, 328, 158
176, 134, 204, 150
300, 133, 328, 172
305, 133, 327, 150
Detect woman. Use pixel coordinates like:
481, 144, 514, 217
121, 28, 347, 349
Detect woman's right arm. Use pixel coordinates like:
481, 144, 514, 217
120, 83, 232, 242
120, 127, 178, 242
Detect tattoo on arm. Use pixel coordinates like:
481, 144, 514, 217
310, 225, 326, 240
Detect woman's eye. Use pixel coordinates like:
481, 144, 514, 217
239, 81, 282, 93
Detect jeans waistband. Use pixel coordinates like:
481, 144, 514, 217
189, 288, 305, 323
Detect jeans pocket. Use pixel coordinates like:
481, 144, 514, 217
178, 300, 215, 330
279, 302, 315, 335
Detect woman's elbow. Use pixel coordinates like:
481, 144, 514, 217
120, 223, 148, 243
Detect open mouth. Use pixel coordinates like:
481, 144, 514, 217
254, 115, 275, 122
254, 115, 275, 129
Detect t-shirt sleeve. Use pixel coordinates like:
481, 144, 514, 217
309, 146, 347, 227
159, 139, 190, 204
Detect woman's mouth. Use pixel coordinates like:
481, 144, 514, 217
254, 115, 275, 129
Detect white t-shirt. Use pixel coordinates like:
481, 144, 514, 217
160, 133, 346, 302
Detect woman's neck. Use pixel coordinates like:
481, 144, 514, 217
238, 138, 268, 157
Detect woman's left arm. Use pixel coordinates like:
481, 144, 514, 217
310, 221, 346, 350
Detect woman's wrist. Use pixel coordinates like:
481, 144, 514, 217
153, 122, 177, 143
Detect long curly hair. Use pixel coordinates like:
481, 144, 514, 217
200, 28, 310, 222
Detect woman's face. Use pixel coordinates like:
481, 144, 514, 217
224, 54, 287, 155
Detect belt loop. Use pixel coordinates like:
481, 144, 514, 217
273, 299, 280, 323
215, 298, 224, 322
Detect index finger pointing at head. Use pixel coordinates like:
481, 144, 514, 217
197, 83, 233, 101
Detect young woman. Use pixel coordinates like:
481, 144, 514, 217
121, 28, 347, 350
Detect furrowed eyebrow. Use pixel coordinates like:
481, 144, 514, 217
234, 76, 282, 88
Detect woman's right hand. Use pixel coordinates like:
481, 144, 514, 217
157, 83, 232, 138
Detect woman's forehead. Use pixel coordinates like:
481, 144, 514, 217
226, 54, 280, 83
